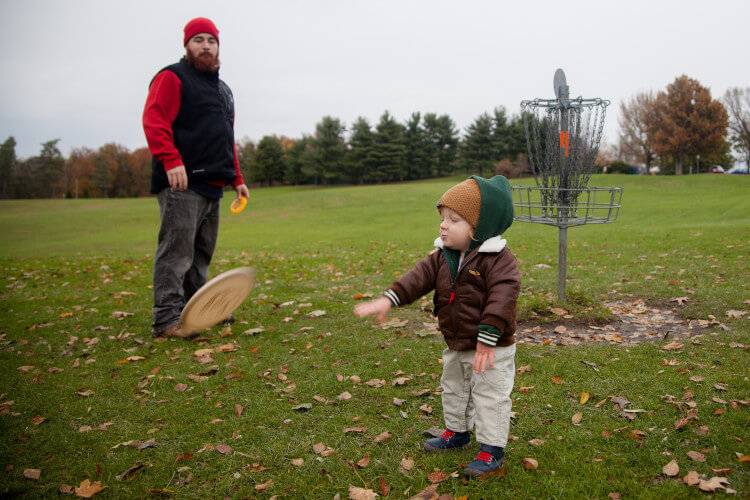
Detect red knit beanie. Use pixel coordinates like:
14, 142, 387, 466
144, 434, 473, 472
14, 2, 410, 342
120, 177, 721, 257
183, 17, 219, 46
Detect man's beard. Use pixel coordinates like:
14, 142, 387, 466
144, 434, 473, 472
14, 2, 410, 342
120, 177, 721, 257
186, 49, 220, 72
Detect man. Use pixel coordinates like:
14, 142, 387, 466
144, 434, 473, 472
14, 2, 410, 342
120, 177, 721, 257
143, 17, 249, 338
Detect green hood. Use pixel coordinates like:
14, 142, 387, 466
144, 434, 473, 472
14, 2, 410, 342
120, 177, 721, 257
442, 175, 514, 277
468, 174, 514, 250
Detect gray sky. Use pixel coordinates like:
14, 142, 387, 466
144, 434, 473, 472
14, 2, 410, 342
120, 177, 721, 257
1, 0, 748, 159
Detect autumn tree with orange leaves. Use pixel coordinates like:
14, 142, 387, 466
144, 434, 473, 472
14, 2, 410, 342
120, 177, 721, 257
648, 75, 728, 175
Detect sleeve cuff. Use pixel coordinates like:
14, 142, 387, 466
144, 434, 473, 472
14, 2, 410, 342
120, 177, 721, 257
477, 324, 502, 347
383, 289, 400, 307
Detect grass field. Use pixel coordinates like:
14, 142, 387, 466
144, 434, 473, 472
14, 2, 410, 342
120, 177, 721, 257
0, 174, 748, 498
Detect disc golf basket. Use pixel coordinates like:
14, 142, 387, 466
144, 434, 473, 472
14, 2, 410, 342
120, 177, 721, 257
513, 69, 622, 301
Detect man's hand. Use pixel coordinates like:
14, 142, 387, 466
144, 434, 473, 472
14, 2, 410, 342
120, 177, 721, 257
354, 296, 391, 324
234, 183, 249, 199
473, 342, 495, 373
167, 165, 188, 191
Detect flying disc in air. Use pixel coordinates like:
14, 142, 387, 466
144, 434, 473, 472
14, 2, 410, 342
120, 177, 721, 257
180, 267, 256, 335
230, 197, 247, 214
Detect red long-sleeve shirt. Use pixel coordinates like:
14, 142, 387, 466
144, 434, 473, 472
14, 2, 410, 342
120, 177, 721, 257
143, 70, 244, 187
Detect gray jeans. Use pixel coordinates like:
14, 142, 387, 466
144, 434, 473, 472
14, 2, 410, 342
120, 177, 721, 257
152, 188, 220, 332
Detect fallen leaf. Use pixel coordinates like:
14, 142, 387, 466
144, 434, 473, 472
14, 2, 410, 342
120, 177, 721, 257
116, 464, 145, 481
255, 479, 273, 492
427, 470, 450, 483
662, 459, 679, 477
30, 415, 46, 425
343, 427, 368, 434
74, 479, 105, 498
698, 476, 730, 492
662, 341, 683, 351
338, 391, 353, 401
373, 431, 392, 443
23, 469, 40, 480
550, 308, 567, 316
516, 365, 531, 374
711, 468, 733, 476
419, 404, 432, 414
313, 443, 326, 454
174, 383, 187, 392
348, 484, 378, 500
529, 438, 546, 446
684, 470, 700, 486
356, 456, 370, 468
551, 377, 563, 384
399, 457, 415, 473
378, 476, 389, 497
572, 412, 583, 424
522, 457, 538, 469
686, 451, 706, 462
580, 392, 590, 405
216, 444, 232, 454
408, 483, 438, 500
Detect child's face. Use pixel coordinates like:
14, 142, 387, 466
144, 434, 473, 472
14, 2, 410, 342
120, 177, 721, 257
439, 207, 473, 252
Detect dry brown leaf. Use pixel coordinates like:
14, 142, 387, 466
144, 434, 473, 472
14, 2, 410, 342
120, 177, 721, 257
580, 392, 590, 405
373, 431, 392, 443
662, 459, 679, 477
291, 458, 304, 467
686, 451, 706, 462
235, 403, 244, 418
255, 479, 273, 492
711, 468, 733, 476
378, 476, 389, 497
74, 479, 105, 498
698, 476, 729, 492
408, 483, 438, 500
521, 457, 538, 470
30, 415, 46, 425
216, 444, 232, 454
312, 442, 326, 454
738, 455, 750, 463
572, 412, 583, 424
343, 427, 368, 434
419, 404, 433, 414
427, 470, 450, 483
551, 377, 563, 384
516, 365, 531, 374
338, 391, 353, 401
174, 383, 187, 392
550, 308, 568, 316
321, 447, 336, 457
399, 457, 415, 472
356, 456, 370, 468
23, 469, 40, 480
684, 470, 700, 486
662, 341, 683, 351
348, 484, 378, 500
529, 438, 546, 446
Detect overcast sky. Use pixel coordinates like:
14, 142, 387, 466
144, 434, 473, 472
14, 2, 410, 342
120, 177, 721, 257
1, 0, 748, 159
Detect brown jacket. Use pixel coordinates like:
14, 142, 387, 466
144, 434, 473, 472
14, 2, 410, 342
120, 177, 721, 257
387, 236, 521, 350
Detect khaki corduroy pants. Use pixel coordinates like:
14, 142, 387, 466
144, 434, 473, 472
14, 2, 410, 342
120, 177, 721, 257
439, 344, 516, 447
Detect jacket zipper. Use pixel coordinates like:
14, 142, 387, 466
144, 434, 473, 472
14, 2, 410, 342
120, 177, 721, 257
448, 251, 477, 348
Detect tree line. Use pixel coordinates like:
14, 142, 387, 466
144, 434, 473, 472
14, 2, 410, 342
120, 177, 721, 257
1, 75, 747, 199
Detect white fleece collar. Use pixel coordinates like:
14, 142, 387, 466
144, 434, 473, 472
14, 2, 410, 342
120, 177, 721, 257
433, 235, 507, 253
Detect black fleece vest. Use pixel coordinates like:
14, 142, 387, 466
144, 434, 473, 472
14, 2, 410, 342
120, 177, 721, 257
150, 59, 237, 194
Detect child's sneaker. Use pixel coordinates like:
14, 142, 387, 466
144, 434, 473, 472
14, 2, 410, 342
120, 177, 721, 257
423, 429, 470, 452
464, 444, 504, 477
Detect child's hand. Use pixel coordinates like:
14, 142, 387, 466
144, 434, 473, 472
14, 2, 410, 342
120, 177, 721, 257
473, 342, 495, 373
354, 296, 391, 323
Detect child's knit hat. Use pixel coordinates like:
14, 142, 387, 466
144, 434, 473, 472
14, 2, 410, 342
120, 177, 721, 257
437, 178, 481, 228
437, 175, 514, 247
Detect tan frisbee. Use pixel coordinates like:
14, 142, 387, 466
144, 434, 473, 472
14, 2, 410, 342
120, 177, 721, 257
180, 267, 257, 335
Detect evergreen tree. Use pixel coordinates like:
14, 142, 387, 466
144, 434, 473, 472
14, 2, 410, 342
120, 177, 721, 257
372, 111, 406, 182
284, 136, 312, 185
462, 113, 495, 176
311, 116, 346, 185
253, 136, 285, 186
403, 113, 430, 180
424, 113, 458, 177
348, 117, 377, 184
0, 136, 16, 199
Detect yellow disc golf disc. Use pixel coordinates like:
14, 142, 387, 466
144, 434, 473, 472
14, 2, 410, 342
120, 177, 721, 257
229, 196, 247, 214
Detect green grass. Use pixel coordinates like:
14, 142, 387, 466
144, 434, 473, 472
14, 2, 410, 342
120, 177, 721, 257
0, 174, 748, 498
